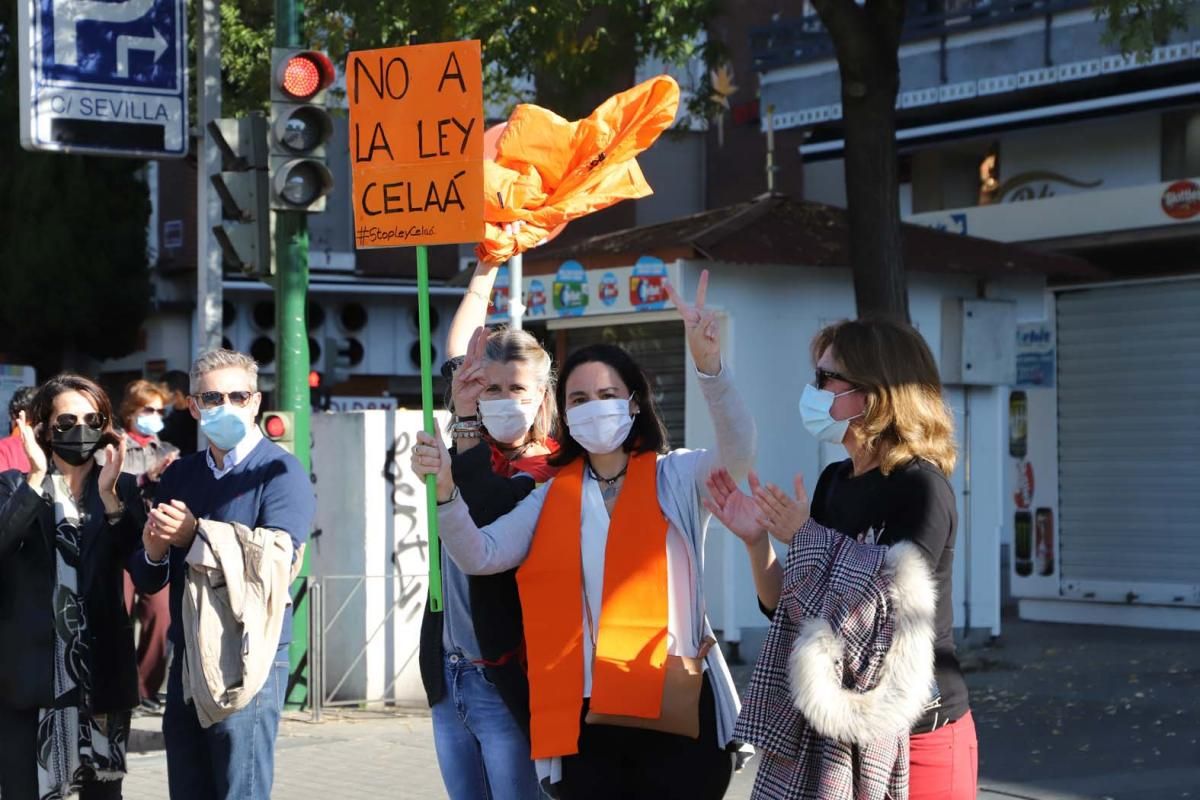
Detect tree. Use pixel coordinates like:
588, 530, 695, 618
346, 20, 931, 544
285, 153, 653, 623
215, 1, 723, 120
0, 0, 152, 377
808, 0, 1193, 321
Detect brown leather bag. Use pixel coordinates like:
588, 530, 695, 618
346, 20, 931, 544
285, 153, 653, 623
584, 637, 716, 739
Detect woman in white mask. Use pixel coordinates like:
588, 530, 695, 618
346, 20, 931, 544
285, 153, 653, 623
412, 271, 755, 800
705, 317, 975, 800
416, 265, 559, 799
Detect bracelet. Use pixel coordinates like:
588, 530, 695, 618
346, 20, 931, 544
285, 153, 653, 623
467, 288, 491, 303
452, 429, 482, 439
104, 502, 126, 525
453, 414, 479, 423
437, 486, 461, 506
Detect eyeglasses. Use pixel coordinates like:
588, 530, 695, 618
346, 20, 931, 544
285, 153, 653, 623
140, 407, 165, 416
815, 367, 853, 390
52, 413, 106, 433
192, 390, 256, 410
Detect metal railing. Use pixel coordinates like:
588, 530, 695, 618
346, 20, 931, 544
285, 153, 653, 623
306, 573, 427, 722
750, 0, 1096, 71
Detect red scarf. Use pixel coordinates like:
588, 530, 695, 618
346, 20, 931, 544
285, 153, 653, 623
126, 430, 155, 447
489, 437, 559, 483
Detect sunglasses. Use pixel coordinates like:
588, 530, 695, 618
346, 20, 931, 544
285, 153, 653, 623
52, 413, 106, 433
192, 390, 256, 410
140, 406, 165, 416
815, 367, 854, 390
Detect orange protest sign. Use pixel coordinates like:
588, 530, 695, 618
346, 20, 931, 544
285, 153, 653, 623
348, 41, 484, 249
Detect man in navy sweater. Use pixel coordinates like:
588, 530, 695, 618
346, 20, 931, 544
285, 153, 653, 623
129, 349, 314, 800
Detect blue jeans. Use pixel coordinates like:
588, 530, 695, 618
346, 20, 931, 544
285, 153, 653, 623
432, 653, 542, 800
163, 644, 288, 800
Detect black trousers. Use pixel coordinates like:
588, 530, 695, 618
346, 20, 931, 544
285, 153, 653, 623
558, 673, 735, 800
0, 705, 123, 800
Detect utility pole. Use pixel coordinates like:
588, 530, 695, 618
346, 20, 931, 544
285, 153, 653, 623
275, 0, 313, 708
196, 0, 222, 353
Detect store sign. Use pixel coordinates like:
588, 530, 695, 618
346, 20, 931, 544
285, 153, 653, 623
486, 257, 680, 325
908, 177, 1200, 243
1161, 179, 1200, 220
328, 395, 399, 412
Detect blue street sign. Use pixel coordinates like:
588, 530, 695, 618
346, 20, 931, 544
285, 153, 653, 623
18, 0, 188, 158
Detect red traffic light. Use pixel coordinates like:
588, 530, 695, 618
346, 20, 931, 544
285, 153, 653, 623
277, 52, 335, 101
308, 370, 321, 388
263, 413, 289, 439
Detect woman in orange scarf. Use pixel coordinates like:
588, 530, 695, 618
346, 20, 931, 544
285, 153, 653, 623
411, 271, 754, 799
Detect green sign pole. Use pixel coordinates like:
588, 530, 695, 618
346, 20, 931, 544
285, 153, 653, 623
275, 0, 313, 708
417, 244, 443, 611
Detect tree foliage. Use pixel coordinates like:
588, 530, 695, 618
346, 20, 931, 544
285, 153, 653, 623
1096, 0, 1196, 57
0, 0, 151, 375
217, 0, 724, 119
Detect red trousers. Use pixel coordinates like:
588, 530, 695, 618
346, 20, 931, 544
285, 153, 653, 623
909, 710, 978, 800
123, 572, 171, 700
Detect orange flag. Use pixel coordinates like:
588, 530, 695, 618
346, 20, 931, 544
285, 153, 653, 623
476, 75, 681, 265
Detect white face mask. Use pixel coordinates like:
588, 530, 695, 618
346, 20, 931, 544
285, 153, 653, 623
799, 383, 862, 445
566, 396, 637, 455
478, 397, 541, 444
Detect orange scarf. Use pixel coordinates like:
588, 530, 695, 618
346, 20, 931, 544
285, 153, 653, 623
516, 452, 670, 758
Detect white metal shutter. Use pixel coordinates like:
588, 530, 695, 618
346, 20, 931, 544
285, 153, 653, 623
1057, 280, 1200, 606
563, 320, 687, 448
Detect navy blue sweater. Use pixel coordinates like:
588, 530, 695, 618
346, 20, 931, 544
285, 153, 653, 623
129, 438, 315, 649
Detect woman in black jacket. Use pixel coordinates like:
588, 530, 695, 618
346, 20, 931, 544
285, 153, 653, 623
0, 375, 149, 799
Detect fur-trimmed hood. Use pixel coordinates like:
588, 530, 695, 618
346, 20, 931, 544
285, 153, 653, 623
788, 540, 937, 745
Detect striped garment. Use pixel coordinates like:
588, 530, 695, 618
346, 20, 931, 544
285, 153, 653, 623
734, 520, 937, 800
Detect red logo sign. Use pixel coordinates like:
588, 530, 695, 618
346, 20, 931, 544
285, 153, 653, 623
1162, 180, 1200, 220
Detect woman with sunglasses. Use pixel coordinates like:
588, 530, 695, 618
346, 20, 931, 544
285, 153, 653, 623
116, 379, 179, 714
415, 237, 560, 799
710, 318, 975, 800
412, 272, 753, 799
0, 374, 149, 799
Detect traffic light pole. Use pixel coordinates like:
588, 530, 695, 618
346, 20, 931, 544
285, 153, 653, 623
275, 0, 313, 709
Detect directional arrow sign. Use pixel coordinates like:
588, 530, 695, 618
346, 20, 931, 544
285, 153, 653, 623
19, 0, 188, 158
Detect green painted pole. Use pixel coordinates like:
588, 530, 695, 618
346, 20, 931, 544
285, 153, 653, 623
275, 0, 312, 708
417, 245, 443, 611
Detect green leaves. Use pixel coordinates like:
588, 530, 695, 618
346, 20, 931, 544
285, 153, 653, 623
1095, 0, 1194, 60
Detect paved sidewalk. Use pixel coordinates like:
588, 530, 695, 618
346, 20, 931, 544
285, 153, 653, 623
121, 616, 1200, 799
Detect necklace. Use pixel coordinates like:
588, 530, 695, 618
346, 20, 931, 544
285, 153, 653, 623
586, 459, 628, 504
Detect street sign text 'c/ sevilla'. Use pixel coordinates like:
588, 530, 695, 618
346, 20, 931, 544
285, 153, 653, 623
348, 41, 484, 249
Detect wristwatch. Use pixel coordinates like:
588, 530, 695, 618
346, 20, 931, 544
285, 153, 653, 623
437, 486, 460, 506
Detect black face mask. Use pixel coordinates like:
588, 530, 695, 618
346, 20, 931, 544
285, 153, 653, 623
51, 425, 104, 467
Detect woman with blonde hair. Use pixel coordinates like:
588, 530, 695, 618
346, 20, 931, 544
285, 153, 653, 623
709, 316, 975, 799
417, 249, 561, 799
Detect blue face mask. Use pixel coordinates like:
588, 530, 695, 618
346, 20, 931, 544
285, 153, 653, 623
199, 405, 251, 451
134, 413, 165, 436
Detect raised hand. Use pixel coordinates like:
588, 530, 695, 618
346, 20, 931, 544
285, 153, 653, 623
665, 269, 721, 376
451, 326, 489, 418
753, 473, 811, 545
702, 467, 766, 547
410, 423, 456, 503
98, 436, 127, 504
16, 411, 47, 486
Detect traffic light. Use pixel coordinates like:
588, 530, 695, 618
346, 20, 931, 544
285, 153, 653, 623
209, 114, 270, 277
323, 336, 363, 386
269, 48, 335, 213
260, 410, 295, 453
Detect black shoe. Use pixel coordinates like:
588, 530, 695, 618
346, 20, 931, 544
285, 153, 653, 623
139, 697, 164, 714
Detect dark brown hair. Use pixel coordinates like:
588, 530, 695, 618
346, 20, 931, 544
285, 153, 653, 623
31, 374, 120, 453
549, 344, 669, 467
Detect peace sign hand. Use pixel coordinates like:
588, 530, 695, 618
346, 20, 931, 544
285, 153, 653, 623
665, 269, 721, 376
451, 326, 489, 417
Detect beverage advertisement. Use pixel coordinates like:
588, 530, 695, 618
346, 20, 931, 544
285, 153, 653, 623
1008, 318, 1060, 598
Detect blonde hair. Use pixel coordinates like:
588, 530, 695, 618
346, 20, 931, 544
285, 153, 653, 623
812, 318, 957, 477
119, 379, 171, 428
483, 327, 557, 446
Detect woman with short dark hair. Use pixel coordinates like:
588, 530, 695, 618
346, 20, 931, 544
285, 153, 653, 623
0, 374, 149, 799
412, 272, 754, 799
